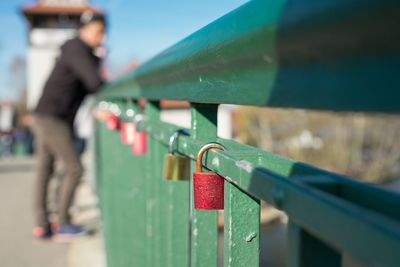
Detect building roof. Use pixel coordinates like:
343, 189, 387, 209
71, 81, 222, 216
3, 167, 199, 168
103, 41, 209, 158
22, 3, 103, 16
160, 100, 190, 109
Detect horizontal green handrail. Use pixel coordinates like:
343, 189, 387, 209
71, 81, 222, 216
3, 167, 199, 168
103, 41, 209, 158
99, 0, 400, 112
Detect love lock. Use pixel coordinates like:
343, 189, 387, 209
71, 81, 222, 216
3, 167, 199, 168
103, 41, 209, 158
132, 114, 147, 155
120, 109, 136, 145
163, 129, 190, 181
193, 142, 226, 210
107, 113, 120, 130
120, 122, 136, 145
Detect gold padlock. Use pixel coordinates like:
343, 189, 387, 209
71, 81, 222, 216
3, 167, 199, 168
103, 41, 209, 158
163, 129, 190, 181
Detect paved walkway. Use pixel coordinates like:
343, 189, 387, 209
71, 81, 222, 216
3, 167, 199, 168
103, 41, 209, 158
0, 157, 105, 267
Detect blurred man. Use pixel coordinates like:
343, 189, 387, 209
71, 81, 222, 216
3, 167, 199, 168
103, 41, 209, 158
32, 11, 106, 240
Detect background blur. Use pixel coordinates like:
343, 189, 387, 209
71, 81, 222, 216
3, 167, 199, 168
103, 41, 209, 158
0, 1, 399, 267
0, 0, 246, 101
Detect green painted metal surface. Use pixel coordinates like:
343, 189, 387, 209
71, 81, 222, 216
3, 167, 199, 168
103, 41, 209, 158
190, 104, 219, 267
98, 0, 400, 112
224, 184, 260, 267
96, 105, 400, 266
126, 116, 400, 265
145, 102, 160, 267
96, 121, 147, 266
94, 0, 400, 266
287, 223, 341, 267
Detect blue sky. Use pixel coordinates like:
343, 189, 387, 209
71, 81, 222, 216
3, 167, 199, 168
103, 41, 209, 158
0, 0, 247, 101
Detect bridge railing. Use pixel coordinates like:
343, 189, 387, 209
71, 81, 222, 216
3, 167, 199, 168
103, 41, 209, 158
94, 1, 400, 266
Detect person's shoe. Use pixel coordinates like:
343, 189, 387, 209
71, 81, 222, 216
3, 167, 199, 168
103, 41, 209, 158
53, 225, 87, 242
33, 226, 52, 240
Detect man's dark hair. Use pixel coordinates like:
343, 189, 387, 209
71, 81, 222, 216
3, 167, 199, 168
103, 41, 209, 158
80, 11, 106, 28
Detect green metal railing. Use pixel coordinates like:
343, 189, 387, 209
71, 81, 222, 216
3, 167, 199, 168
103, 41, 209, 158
94, 0, 400, 266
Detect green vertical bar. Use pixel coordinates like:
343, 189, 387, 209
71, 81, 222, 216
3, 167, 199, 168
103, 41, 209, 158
223, 184, 260, 267
164, 127, 190, 267
146, 102, 168, 266
287, 222, 341, 267
164, 146, 190, 266
95, 120, 120, 266
155, 142, 168, 267
97, 114, 121, 266
167, 179, 190, 267
95, 121, 111, 266
96, 102, 148, 267
94, 120, 103, 204
190, 104, 219, 267
146, 102, 161, 267
147, 101, 190, 267
125, 102, 147, 267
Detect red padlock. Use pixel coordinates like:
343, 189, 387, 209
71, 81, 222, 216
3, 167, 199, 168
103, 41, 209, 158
132, 115, 147, 155
133, 131, 148, 155
120, 122, 136, 145
107, 114, 120, 130
193, 143, 226, 210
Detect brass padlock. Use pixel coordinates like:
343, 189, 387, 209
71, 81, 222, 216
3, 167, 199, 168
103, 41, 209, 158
163, 129, 190, 181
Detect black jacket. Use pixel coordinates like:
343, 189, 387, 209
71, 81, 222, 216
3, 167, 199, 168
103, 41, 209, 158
35, 37, 103, 125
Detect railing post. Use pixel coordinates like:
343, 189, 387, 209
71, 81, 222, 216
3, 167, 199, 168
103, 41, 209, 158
190, 103, 219, 267
96, 100, 148, 266
146, 101, 162, 267
224, 184, 260, 267
287, 222, 341, 267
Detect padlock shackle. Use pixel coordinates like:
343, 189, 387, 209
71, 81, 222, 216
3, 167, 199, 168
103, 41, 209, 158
133, 114, 146, 132
196, 142, 226, 173
125, 108, 135, 118
109, 103, 121, 116
168, 129, 190, 154
133, 114, 144, 124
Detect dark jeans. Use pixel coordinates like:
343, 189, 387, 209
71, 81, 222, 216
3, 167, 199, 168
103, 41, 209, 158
32, 115, 83, 228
